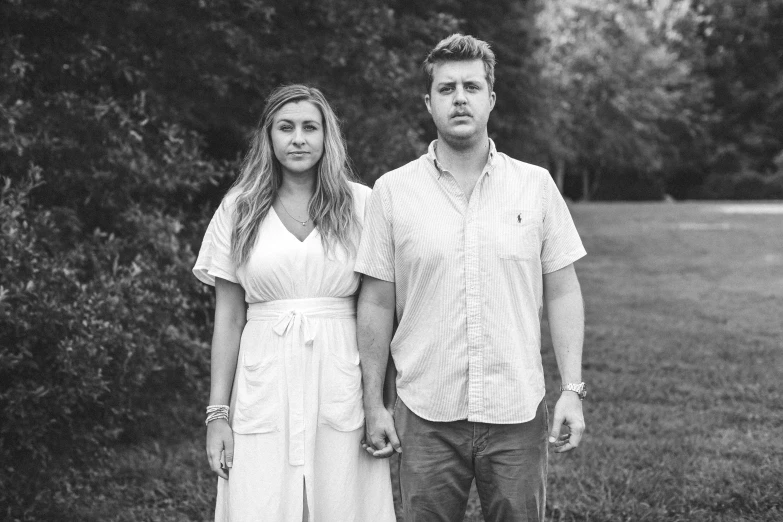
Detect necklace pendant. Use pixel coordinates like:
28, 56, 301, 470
301, 222, 307, 227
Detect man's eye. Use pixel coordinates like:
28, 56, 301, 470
440, 87, 453, 93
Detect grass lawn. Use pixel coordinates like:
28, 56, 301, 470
38, 202, 783, 521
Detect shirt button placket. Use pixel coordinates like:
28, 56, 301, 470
465, 188, 483, 421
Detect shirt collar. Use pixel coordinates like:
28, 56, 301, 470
426, 139, 498, 177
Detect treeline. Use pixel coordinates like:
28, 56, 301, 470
0, 0, 781, 516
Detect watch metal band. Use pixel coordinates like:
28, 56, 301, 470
560, 382, 587, 400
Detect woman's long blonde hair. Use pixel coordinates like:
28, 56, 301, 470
229, 84, 360, 266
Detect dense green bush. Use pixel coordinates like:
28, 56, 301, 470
0, 9, 232, 507
0, 166, 216, 516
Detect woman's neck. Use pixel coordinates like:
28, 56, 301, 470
279, 171, 317, 198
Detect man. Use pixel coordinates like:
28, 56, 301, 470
355, 34, 587, 521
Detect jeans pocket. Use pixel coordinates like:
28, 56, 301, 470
232, 352, 280, 434
319, 350, 364, 431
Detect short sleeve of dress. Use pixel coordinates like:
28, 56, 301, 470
193, 192, 240, 286
540, 173, 587, 274
350, 181, 372, 225
354, 177, 395, 282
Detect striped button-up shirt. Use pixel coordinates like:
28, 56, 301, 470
355, 140, 586, 423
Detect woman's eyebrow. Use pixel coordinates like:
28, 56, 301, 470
274, 117, 321, 124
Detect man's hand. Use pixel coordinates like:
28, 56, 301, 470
548, 392, 585, 453
362, 405, 401, 458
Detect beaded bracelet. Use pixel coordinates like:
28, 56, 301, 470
205, 405, 230, 426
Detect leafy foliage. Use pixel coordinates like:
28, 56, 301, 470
0, 0, 781, 517
692, 0, 783, 198
0, 150, 217, 516
536, 0, 711, 199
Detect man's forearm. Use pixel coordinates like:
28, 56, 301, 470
383, 355, 398, 409
543, 264, 584, 384
357, 277, 396, 409
548, 292, 584, 383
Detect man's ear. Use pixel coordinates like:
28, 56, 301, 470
489, 91, 496, 112
424, 94, 432, 114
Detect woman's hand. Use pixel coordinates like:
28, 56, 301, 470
361, 404, 401, 459
206, 419, 234, 479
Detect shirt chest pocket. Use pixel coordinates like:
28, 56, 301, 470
496, 210, 540, 261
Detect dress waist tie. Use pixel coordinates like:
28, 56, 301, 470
246, 296, 356, 466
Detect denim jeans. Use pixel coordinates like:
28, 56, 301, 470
391, 398, 548, 522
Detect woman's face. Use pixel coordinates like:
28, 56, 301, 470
270, 100, 325, 179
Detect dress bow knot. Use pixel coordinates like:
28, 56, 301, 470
272, 309, 315, 346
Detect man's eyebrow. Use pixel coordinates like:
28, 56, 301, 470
435, 78, 485, 86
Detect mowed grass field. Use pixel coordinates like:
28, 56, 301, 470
51, 202, 782, 522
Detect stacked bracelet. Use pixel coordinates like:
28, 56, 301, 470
205, 405, 230, 426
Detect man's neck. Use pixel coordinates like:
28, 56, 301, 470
435, 134, 490, 178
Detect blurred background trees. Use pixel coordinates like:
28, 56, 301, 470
1, 0, 781, 516
536, 0, 711, 200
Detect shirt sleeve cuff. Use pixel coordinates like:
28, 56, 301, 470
354, 263, 395, 283
541, 247, 587, 274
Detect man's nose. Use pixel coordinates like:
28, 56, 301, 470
453, 86, 467, 105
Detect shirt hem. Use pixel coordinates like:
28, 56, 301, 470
397, 389, 546, 425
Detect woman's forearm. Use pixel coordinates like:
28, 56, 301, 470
208, 277, 247, 405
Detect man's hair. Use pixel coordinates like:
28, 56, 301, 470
422, 34, 496, 94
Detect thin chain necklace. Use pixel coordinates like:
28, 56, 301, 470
278, 196, 311, 227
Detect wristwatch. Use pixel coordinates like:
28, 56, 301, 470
560, 382, 587, 400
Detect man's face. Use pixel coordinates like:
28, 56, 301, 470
425, 59, 496, 144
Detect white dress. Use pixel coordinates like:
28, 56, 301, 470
193, 182, 395, 522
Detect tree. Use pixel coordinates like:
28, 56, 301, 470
0, 1, 470, 514
692, 0, 783, 198
536, 0, 710, 200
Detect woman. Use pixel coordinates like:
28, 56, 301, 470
193, 84, 396, 521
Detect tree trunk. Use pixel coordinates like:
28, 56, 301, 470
581, 169, 590, 201
554, 157, 566, 194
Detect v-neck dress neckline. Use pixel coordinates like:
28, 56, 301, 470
271, 206, 317, 244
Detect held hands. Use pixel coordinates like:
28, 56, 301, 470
361, 405, 402, 458
206, 419, 234, 479
548, 391, 585, 453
